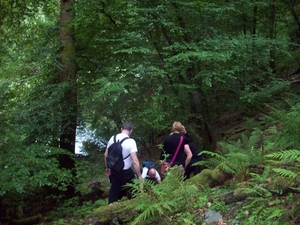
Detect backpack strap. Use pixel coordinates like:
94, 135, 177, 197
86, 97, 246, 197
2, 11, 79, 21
113, 135, 129, 144
170, 135, 183, 166
119, 136, 129, 144
119, 136, 130, 160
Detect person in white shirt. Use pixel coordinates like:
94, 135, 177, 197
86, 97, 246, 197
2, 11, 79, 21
104, 121, 142, 204
141, 167, 162, 184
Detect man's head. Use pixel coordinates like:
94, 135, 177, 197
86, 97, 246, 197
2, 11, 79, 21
148, 168, 156, 179
121, 121, 133, 135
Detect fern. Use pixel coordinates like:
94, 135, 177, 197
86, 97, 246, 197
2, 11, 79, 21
200, 150, 226, 160
289, 186, 300, 192
266, 208, 285, 220
266, 97, 300, 149
248, 166, 271, 183
272, 168, 298, 179
123, 169, 199, 225
266, 149, 300, 163
240, 196, 286, 225
239, 185, 272, 197
243, 196, 266, 209
265, 149, 300, 180
216, 161, 238, 175
200, 148, 259, 180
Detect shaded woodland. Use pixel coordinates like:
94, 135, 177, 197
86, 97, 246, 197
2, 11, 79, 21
0, 0, 300, 224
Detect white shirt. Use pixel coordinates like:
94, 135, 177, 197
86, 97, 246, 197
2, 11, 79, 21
141, 167, 161, 181
107, 133, 138, 170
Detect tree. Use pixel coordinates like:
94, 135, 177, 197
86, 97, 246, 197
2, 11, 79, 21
0, 1, 78, 222
59, 0, 78, 197
1, 0, 300, 223
72, 0, 298, 152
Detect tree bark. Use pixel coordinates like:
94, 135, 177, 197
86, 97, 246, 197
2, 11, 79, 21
59, 0, 78, 198
269, 0, 276, 73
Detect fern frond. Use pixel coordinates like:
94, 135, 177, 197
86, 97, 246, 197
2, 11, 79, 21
218, 141, 244, 153
285, 97, 299, 108
266, 208, 284, 220
241, 185, 272, 197
216, 162, 237, 174
226, 152, 251, 163
248, 166, 271, 183
290, 186, 300, 192
246, 129, 262, 150
129, 200, 175, 225
243, 196, 265, 208
200, 150, 225, 159
200, 150, 228, 169
265, 149, 300, 162
272, 168, 298, 179
264, 125, 279, 135
199, 157, 223, 169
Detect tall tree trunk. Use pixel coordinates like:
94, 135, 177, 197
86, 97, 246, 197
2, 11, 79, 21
187, 67, 216, 151
287, 1, 300, 66
252, 5, 257, 35
289, 2, 300, 43
269, 0, 276, 73
59, 0, 78, 198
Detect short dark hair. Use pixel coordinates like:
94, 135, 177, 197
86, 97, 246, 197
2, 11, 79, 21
122, 121, 133, 131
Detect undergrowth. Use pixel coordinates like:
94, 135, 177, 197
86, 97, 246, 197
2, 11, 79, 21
37, 98, 300, 225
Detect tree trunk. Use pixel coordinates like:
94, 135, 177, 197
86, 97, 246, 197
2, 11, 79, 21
269, 0, 276, 73
59, 0, 78, 198
289, 2, 300, 44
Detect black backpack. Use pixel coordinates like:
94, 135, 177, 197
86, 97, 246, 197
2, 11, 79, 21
106, 135, 130, 172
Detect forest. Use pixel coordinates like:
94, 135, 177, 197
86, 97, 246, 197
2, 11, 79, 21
0, 0, 300, 224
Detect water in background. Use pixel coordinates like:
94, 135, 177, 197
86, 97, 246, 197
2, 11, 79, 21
75, 128, 106, 156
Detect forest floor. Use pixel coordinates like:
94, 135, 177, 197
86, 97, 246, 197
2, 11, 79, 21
38, 114, 300, 225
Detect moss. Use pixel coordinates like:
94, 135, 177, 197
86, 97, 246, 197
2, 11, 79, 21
93, 203, 120, 222
93, 199, 137, 223
233, 188, 251, 199
186, 169, 212, 189
186, 168, 232, 191
268, 176, 294, 192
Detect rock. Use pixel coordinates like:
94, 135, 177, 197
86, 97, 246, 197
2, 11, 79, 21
205, 209, 223, 224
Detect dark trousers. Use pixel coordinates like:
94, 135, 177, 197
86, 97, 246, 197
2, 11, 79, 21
184, 157, 201, 179
108, 168, 135, 204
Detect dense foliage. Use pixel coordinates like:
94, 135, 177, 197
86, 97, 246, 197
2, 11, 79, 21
0, 0, 299, 224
